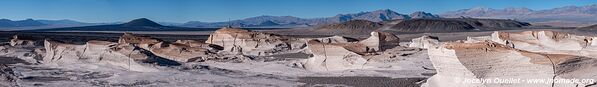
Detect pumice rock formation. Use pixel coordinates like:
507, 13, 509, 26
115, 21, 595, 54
301, 40, 368, 71
408, 35, 440, 49
477, 31, 597, 57
9, 35, 40, 47
0, 28, 437, 86
301, 31, 405, 71
309, 35, 359, 44
0, 44, 40, 64
118, 33, 162, 50
118, 33, 223, 62
148, 42, 215, 62
175, 40, 223, 52
358, 31, 400, 52
423, 39, 597, 87
43, 39, 157, 72
206, 27, 306, 56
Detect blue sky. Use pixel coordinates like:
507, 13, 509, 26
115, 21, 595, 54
1, 0, 596, 23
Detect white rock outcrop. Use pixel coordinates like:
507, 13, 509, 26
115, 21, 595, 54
301, 31, 403, 72
488, 31, 597, 57
118, 33, 220, 62
408, 35, 439, 49
43, 39, 157, 72
0, 44, 40, 64
358, 31, 400, 52
9, 35, 39, 47
175, 40, 223, 52
205, 27, 306, 56
302, 40, 368, 71
148, 42, 215, 62
423, 41, 597, 87
118, 33, 162, 50
308, 35, 358, 44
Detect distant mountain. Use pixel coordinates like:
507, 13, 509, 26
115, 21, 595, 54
256, 20, 280, 26
410, 11, 441, 19
182, 9, 437, 28
0, 19, 46, 28
122, 18, 163, 27
0, 19, 106, 30
317, 20, 382, 30
578, 24, 597, 31
36, 19, 91, 26
325, 9, 411, 22
157, 22, 183, 26
384, 18, 531, 33
441, 7, 533, 18
315, 20, 383, 35
440, 4, 597, 27
30, 18, 193, 31
182, 16, 309, 28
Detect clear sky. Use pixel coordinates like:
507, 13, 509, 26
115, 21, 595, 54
1, 0, 596, 23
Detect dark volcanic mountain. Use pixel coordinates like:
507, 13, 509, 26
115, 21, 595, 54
122, 18, 163, 27
0, 19, 47, 28
440, 4, 597, 27
389, 19, 475, 32
317, 20, 382, 30
385, 18, 531, 33
315, 20, 383, 35
182, 9, 431, 28
30, 18, 192, 31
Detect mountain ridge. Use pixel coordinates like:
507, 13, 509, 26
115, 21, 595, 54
182, 9, 440, 28
0, 19, 47, 28
29, 18, 190, 31
440, 4, 597, 27
0, 19, 107, 30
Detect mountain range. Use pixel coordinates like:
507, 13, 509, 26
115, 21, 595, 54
441, 4, 597, 27
6, 4, 597, 30
0, 19, 106, 30
0, 9, 439, 29
0, 19, 46, 28
180, 9, 440, 28
30, 18, 196, 31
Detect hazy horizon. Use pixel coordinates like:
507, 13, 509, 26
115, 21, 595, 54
1, 0, 597, 23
